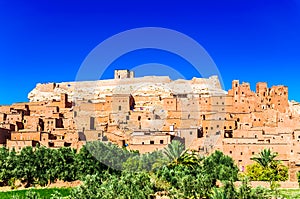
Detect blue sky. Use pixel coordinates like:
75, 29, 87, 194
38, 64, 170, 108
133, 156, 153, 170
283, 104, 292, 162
0, 0, 299, 104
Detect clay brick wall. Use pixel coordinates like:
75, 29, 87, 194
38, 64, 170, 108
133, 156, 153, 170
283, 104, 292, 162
11, 131, 41, 141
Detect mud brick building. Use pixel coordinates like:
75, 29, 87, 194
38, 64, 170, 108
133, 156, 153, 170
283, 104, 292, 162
1, 69, 300, 181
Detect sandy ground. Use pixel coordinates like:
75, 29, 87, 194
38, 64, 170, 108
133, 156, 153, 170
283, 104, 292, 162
0, 180, 82, 192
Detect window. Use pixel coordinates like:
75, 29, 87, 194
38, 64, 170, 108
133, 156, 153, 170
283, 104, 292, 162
142, 142, 144, 145
241, 152, 243, 155
160, 140, 164, 144
217, 125, 219, 128
252, 152, 255, 155
118, 106, 121, 111
229, 126, 232, 129
90, 117, 95, 130
150, 141, 154, 144
190, 131, 193, 135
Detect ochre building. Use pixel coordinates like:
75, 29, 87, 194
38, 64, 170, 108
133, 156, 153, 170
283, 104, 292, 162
1, 70, 300, 181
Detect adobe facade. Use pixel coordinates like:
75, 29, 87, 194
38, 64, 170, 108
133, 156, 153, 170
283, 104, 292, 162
1, 69, 300, 181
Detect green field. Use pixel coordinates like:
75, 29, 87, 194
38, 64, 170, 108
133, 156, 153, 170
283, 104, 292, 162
0, 188, 72, 199
278, 189, 300, 199
0, 188, 300, 199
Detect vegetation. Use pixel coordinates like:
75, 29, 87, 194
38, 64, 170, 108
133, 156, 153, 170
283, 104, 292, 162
0, 142, 293, 198
247, 148, 288, 190
0, 188, 72, 199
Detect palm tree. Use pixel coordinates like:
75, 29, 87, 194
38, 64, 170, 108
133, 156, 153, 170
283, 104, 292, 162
153, 140, 200, 169
250, 148, 278, 168
163, 140, 185, 166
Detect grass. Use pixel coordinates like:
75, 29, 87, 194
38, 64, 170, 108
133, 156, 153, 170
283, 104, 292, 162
1, 187, 300, 199
278, 189, 300, 199
0, 187, 72, 199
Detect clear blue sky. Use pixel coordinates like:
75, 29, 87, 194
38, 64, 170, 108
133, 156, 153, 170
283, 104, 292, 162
0, 0, 299, 105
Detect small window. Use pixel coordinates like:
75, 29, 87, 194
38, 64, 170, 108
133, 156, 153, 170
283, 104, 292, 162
252, 152, 255, 155
160, 140, 164, 144
190, 131, 193, 135
142, 142, 144, 145
150, 141, 154, 144
118, 106, 121, 111
241, 152, 243, 155
229, 151, 232, 154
